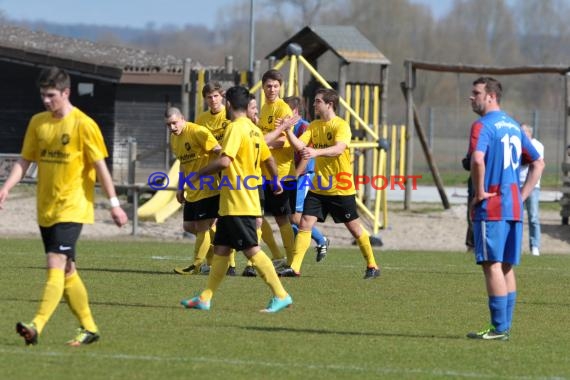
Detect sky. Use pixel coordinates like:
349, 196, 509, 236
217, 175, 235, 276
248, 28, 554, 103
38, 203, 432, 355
0, 0, 453, 29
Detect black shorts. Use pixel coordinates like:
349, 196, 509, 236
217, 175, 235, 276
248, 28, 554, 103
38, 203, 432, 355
213, 216, 258, 251
263, 180, 296, 216
39, 222, 83, 260
303, 192, 360, 223
183, 195, 219, 221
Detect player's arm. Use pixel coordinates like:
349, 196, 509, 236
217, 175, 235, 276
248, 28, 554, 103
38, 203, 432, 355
93, 159, 128, 227
470, 151, 495, 205
262, 155, 283, 195
197, 154, 232, 176
520, 158, 545, 202
0, 158, 31, 209
295, 157, 309, 177
302, 141, 347, 159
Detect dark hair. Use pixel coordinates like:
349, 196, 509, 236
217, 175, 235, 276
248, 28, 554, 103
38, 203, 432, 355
37, 66, 70, 91
261, 69, 283, 85
225, 86, 250, 111
473, 77, 502, 104
315, 88, 339, 112
202, 81, 224, 98
283, 96, 303, 113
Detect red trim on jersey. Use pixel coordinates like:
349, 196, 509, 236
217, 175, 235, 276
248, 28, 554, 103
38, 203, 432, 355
511, 183, 521, 220
486, 184, 502, 220
468, 121, 484, 155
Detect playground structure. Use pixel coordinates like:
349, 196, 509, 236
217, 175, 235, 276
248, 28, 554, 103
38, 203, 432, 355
402, 60, 570, 223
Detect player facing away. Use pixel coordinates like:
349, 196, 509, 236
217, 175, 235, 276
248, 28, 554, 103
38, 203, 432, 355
466, 77, 544, 340
180, 86, 292, 313
278, 88, 380, 279
0, 66, 128, 346
165, 107, 223, 276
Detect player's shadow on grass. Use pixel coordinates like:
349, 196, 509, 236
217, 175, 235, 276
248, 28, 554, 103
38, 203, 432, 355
0, 296, 180, 310
20, 266, 173, 276
240, 325, 461, 340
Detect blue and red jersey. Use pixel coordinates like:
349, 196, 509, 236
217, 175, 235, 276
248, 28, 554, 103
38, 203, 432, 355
293, 118, 315, 174
468, 110, 540, 221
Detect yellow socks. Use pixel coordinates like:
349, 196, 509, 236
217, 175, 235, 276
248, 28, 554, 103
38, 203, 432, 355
357, 229, 378, 268
192, 230, 211, 267
279, 223, 295, 261
228, 250, 236, 268
250, 250, 288, 299
63, 271, 98, 333
261, 218, 284, 259
290, 229, 311, 272
200, 254, 229, 301
33, 268, 65, 334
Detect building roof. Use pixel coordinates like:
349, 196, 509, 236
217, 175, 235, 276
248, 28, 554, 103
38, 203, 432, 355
0, 24, 185, 83
266, 25, 390, 66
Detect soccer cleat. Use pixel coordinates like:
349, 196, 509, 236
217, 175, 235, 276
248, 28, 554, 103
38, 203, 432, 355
226, 266, 236, 276
272, 258, 287, 270
260, 294, 293, 313
278, 267, 300, 277
173, 264, 198, 275
66, 328, 100, 347
180, 296, 211, 310
242, 266, 257, 277
199, 263, 211, 275
467, 326, 509, 341
16, 322, 38, 346
363, 266, 380, 279
315, 237, 330, 262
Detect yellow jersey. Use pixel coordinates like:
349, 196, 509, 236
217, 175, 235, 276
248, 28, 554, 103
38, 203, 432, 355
219, 116, 271, 216
258, 99, 295, 180
20, 107, 108, 227
170, 122, 220, 202
300, 116, 355, 196
195, 108, 230, 145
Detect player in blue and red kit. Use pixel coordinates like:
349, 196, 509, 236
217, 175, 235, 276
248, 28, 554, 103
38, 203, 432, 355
466, 77, 544, 341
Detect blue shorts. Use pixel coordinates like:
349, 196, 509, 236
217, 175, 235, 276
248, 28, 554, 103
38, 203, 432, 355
295, 172, 314, 213
473, 220, 522, 265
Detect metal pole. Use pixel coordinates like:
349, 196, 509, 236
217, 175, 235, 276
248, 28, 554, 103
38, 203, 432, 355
249, 0, 255, 72
181, 58, 192, 119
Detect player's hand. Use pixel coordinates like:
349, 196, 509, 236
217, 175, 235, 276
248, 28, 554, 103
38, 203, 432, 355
176, 190, 185, 204
471, 191, 496, 207
110, 206, 128, 227
301, 147, 317, 159
0, 189, 8, 210
272, 182, 283, 195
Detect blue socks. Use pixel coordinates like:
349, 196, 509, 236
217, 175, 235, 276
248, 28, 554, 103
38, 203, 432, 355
291, 223, 326, 246
488, 295, 509, 333
506, 291, 517, 330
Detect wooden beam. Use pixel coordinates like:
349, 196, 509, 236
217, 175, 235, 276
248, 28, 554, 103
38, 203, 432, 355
406, 60, 570, 76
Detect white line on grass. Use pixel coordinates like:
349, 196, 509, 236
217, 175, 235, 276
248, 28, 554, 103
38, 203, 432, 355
0, 348, 566, 379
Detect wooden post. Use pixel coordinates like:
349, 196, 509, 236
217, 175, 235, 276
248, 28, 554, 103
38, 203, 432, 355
181, 58, 192, 119
403, 61, 415, 210
400, 83, 450, 210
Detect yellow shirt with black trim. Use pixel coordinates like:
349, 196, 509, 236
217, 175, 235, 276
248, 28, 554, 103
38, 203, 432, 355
20, 107, 108, 227
258, 98, 295, 180
195, 107, 230, 145
170, 122, 220, 202
299, 116, 355, 196
219, 116, 270, 216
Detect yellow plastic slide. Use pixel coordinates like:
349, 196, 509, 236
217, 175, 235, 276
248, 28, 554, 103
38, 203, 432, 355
137, 160, 182, 223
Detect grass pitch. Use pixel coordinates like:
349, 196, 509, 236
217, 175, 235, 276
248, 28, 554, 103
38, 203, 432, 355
1, 238, 569, 379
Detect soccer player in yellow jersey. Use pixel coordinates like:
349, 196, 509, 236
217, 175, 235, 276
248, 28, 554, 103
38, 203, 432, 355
257, 69, 297, 265
279, 88, 381, 279
0, 67, 128, 346
165, 107, 224, 276
193, 81, 237, 275
195, 81, 230, 145
181, 86, 292, 313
